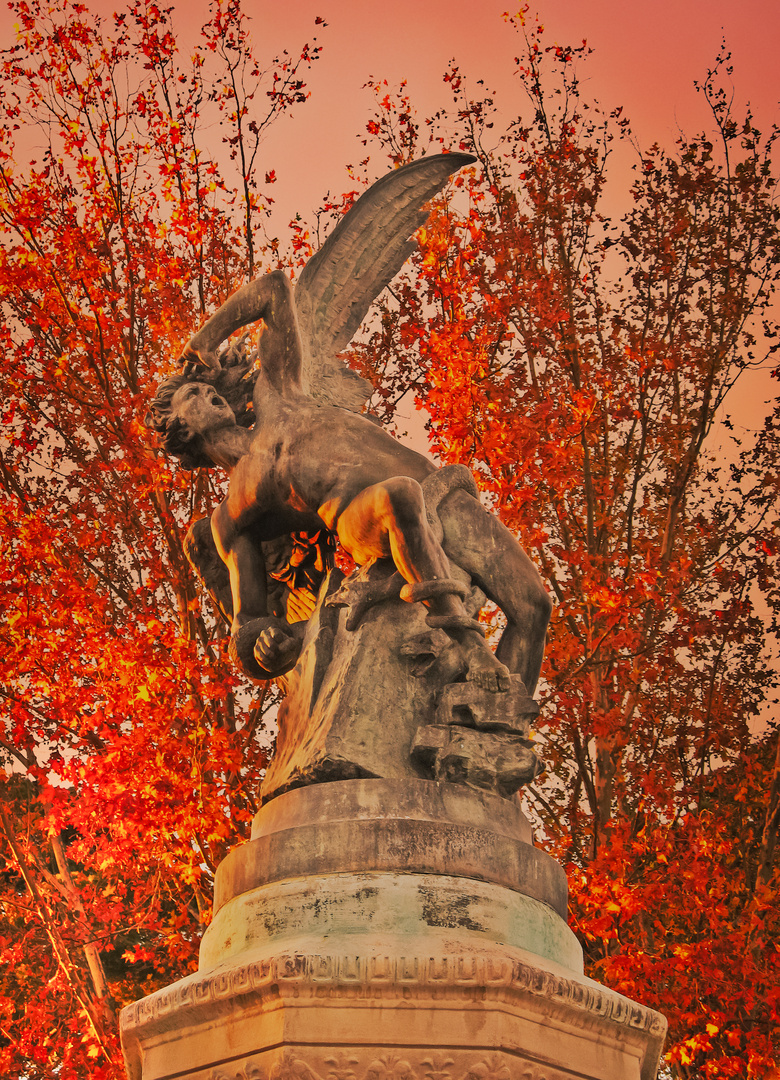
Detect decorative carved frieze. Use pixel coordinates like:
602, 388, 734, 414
121, 950, 667, 1042
209, 1050, 576, 1080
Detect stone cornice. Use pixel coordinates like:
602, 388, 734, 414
121, 949, 667, 1049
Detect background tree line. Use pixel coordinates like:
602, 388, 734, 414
0, 3, 777, 1077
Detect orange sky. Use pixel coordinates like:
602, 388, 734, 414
4, 0, 776, 242
234, 0, 778, 434
239, 0, 779, 222
3, 0, 778, 425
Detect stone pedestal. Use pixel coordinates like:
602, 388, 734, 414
120, 780, 666, 1080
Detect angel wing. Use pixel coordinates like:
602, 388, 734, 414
176, 153, 476, 410
294, 152, 476, 411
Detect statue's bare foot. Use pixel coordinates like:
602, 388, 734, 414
463, 641, 511, 692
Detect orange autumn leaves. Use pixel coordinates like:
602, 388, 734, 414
0, 1, 318, 1076
351, 22, 780, 1078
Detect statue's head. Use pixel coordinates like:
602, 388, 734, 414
146, 356, 258, 469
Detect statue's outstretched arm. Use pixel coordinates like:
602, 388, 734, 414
210, 502, 270, 629
181, 271, 302, 395
211, 502, 302, 680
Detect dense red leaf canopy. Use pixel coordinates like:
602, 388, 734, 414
350, 18, 780, 1077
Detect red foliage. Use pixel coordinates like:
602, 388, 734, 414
352, 14, 780, 1077
0, 1, 322, 1075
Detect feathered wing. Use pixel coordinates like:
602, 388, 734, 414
294, 153, 476, 411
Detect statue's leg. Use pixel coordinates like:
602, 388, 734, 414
437, 487, 552, 695
335, 477, 510, 691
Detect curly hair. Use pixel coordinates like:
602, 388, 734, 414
145, 339, 258, 469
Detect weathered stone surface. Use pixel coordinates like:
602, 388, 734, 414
412, 725, 542, 796
214, 780, 566, 918
436, 677, 539, 733
408, 677, 543, 797
250, 778, 534, 845
261, 566, 446, 802
262, 561, 546, 806
201, 871, 582, 974
121, 942, 667, 1080
120, 784, 666, 1080
215, 815, 567, 916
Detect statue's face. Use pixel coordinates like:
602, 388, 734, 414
170, 382, 236, 437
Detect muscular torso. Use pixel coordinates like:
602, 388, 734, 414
220, 385, 436, 544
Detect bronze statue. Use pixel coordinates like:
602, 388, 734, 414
147, 156, 550, 709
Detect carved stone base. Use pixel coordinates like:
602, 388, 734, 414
120, 943, 667, 1080
120, 781, 666, 1080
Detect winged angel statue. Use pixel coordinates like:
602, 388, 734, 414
147, 156, 550, 722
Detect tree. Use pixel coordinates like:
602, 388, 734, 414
351, 14, 780, 1078
0, 1, 323, 1075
